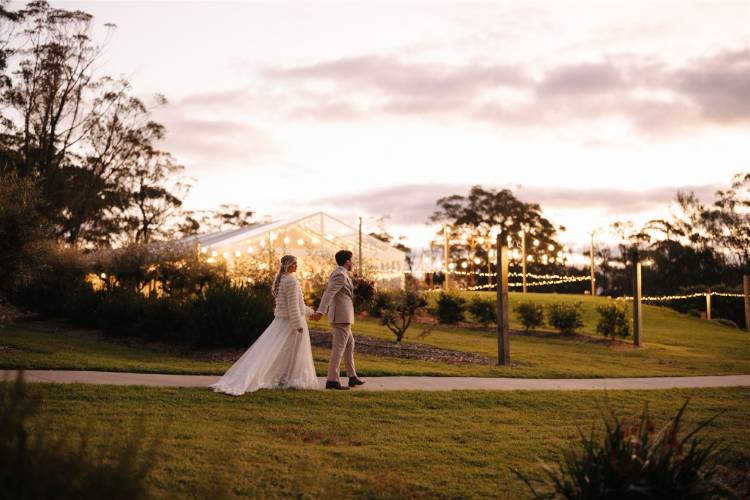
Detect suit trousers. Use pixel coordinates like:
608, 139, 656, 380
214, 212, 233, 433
327, 323, 357, 381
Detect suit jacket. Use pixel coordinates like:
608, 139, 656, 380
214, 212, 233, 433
317, 266, 355, 325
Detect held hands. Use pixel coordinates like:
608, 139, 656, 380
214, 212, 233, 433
311, 311, 323, 321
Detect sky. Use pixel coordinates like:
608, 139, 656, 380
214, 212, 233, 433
42, 1, 750, 251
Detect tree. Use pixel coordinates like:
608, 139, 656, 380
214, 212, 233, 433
707, 172, 750, 274
379, 290, 427, 343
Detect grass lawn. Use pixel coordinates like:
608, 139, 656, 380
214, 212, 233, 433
2, 292, 748, 378
10, 382, 750, 498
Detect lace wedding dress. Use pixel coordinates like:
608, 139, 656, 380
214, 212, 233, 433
210, 274, 319, 395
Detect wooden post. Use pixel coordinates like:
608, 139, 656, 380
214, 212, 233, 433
632, 251, 642, 347
443, 225, 450, 290
521, 230, 527, 294
590, 233, 596, 296
358, 217, 363, 275
487, 248, 493, 288
496, 234, 510, 366
743, 275, 750, 330
705, 291, 712, 321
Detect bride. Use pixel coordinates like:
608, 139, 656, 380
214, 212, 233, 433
210, 254, 320, 395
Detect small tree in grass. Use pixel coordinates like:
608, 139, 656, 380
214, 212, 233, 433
379, 290, 427, 343
515, 399, 736, 499
514, 301, 544, 331
546, 302, 584, 335
596, 300, 631, 340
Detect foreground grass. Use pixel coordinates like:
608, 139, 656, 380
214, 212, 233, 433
2, 292, 748, 378
10, 383, 750, 499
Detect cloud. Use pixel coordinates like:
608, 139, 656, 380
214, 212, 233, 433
305, 182, 723, 224
260, 46, 750, 135
158, 116, 277, 167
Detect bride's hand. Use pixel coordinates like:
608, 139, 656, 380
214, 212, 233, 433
297, 328, 303, 333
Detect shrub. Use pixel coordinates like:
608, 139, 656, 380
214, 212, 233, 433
64, 283, 104, 329
432, 292, 466, 324
516, 400, 733, 499
369, 290, 394, 318
0, 372, 157, 499
379, 290, 428, 342
546, 302, 584, 335
97, 288, 146, 337
596, 300, 631, 340
468, 297, 496, 326
514, 301, 544, 331
352, 275, 376, 313
139, 296, 189, 342
9, 244, 90, 317
189, 281, 274, 347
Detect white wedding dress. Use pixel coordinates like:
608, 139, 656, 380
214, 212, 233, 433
210, 273, 319, 395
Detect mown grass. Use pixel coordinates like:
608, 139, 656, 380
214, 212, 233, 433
2, 292, 748, 378
10, 382, 750, 499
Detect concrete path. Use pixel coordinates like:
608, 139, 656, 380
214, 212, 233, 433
2, 370, 750, 392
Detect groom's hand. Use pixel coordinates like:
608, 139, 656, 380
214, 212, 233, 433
312, 312, 323, 321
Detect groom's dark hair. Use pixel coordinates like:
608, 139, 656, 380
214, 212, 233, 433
335, 250, 353, 266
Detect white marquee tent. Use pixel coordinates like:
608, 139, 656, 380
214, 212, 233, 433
181, 212, 407, 289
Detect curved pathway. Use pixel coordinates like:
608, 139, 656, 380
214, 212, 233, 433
2, 370, 749, 391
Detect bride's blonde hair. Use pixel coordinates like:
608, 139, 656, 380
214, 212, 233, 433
272, 255, 297, 297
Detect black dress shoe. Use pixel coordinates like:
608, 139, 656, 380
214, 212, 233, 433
325, 381, 350, 390
348, 377, 365, 387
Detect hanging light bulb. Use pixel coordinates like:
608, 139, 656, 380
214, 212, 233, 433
312, 237, 320, 244
211, 250, 218, 257
461, 261, 468, 269
246, 246, 254, 254
200, 247, 208, 254
473, 257, 481, 265
222, 252, 229, 259
234, 250, 241, 257
297, 238, 304, 246
269, 232, 277, 241
533, 239, 540, 247
548, 244, 555, 251
260, 240, 266, 247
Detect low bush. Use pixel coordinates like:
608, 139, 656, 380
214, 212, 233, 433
352, 275, 376, 313
189, 281, 274, 347
432, 292, 466, 324
369, 290, 394, 318
516, 400, 734, 499
596, 300, 631, 340
64, 283, 104, 329
468, 297, 496, 326
0, 373, 157, 499
514, 301, 544, 331
546, 302, 584, 335
97, 288, 146, 337
139, 296, 189, 342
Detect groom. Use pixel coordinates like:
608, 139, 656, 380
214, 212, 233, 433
313, 250, 365, 390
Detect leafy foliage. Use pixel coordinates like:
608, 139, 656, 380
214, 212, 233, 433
0, 372, 157, 499
352, 275, 376, 313
378, 290, 427, 342
467, 296, 496, 326
596, 300, 631, 340
514, 301, 545, 331
516, 400, 735, 499
546, 302, 584, 335
432, 292, 466, 324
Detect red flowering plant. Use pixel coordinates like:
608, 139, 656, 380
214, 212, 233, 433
516, 399, 738, 499
351, 275, 376, 313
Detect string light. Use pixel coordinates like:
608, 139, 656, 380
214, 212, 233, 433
200, 247, 208, 254
246, 246, 253, 253
283, 236, 290, 244
211, 250, 218, 257
234, 251, 241, 257
297, 238, 305, 246
624, 291, 745, 302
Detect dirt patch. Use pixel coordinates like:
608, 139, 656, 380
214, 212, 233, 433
309, 330, 493, 365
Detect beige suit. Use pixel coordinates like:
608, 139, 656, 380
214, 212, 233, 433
317, 266, 357, 381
